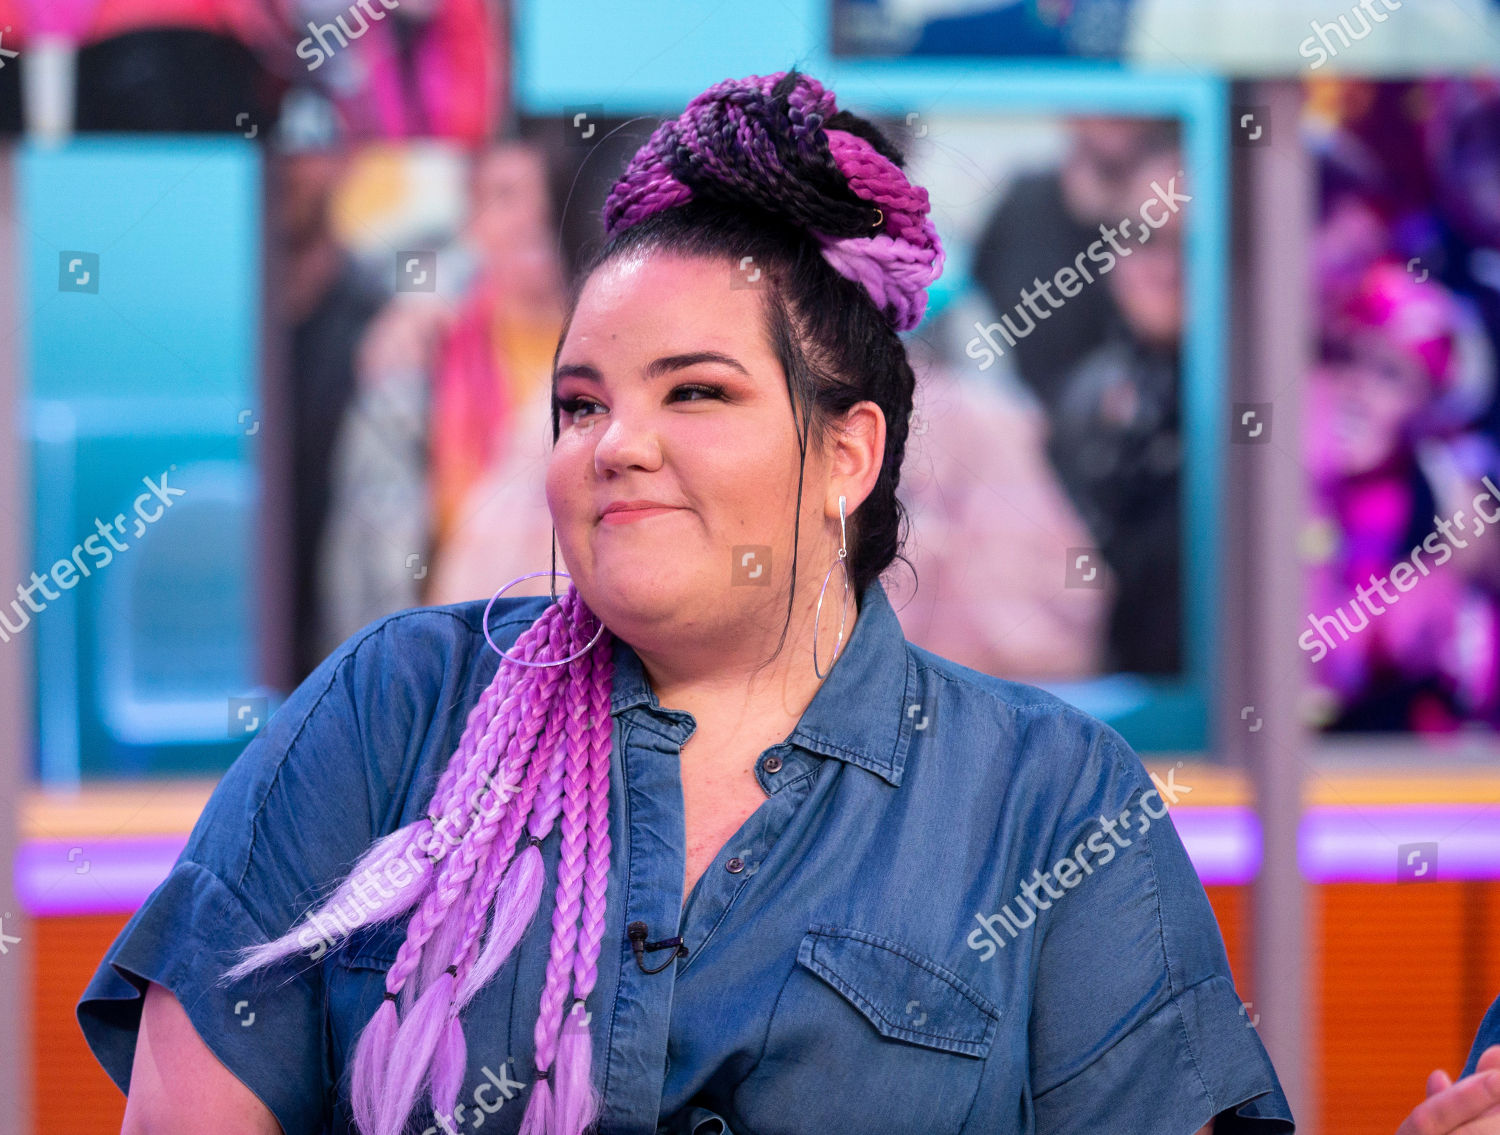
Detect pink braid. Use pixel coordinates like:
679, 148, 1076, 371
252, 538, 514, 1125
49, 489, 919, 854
370, 610, 577, 1132
428, 595, 599, 1115
549, 627, 618, 1133
518, 611, 602, 1132
357, 609, 573, 1135
436, 592, 592, 984
814, 128, 945, 331
572, 642, 616, 1003
600, 70, 945, 332
824, 127, 931, 242
599, 117, 694, 232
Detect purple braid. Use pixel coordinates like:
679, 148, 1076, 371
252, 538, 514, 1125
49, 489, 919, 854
549, 630, 617, 1133
425, 591, 599, 1116
219, 587, 617, 1135
444, 678, 575, 1031
214, 624, 552, 990
362, 603, 579, 1135
415, 630, 541, 866
421, 596, 554, 826
518, 603, 602, 1133
405, 673, 537, 1007
600, 69, 944, 331
447, 650, 573, 996
442, 595, 582, 1000
572, 649, 616, 1003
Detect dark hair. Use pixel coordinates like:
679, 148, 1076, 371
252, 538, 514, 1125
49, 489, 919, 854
547, 186, 921, 666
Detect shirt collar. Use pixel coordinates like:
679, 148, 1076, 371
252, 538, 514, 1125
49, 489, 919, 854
608, 576, 916, 787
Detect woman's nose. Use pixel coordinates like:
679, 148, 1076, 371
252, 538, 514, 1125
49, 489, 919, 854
592, 407, 663, 475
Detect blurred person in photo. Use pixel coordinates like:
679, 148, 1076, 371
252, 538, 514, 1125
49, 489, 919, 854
318, 140, 565, 655
1304, 260, 1500, 730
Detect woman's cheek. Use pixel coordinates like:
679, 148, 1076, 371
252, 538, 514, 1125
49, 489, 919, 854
543, 456, 585, 529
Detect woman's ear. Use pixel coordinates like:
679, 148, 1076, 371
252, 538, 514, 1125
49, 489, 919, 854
826, 400, 885, 519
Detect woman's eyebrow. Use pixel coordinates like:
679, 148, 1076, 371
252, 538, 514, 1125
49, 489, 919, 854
554, 351, 751, 386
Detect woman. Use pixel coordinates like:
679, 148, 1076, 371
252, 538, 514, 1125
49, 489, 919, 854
79, 69, 1292, 1135
316, 141, 566, 663
1303, 260, 1500, 730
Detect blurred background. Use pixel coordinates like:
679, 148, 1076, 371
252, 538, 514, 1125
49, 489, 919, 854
2, 1, 1500, 1132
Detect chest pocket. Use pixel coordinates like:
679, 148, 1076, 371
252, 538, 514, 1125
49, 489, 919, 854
733, 923, 1000, 1135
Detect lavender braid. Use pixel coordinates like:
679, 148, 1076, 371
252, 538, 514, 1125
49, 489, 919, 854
219, 587, 615, 1135
600, 69, 945, 332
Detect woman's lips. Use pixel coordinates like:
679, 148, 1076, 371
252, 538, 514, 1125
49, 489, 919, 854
600, 506, 682, 525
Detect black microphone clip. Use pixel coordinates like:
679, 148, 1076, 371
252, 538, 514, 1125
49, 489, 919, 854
627, 920, 688, 973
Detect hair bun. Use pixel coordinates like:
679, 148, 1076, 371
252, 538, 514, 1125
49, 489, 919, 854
601, 69, 945, 332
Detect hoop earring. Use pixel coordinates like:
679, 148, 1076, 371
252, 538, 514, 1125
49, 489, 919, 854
813, 494, 851, 679
483, 570, 606, 667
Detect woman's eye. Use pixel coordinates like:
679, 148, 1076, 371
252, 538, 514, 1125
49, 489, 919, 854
555, 395, 603, 423
554, 383, 724, 423
670, 383, 725, 403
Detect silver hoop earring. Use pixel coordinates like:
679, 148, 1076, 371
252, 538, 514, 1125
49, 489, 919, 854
813, 494, 850, 679
483, 570, 606, 667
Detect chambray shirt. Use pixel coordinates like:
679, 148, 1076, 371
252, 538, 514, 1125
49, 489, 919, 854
1464, 993, 1500, 1077
78, 576, 1294, 1135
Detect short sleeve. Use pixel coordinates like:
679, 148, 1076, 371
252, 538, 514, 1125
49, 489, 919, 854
1027, 726, 1295, 1134
75, 606, 488, 1135
1462, 993, 1500, 1077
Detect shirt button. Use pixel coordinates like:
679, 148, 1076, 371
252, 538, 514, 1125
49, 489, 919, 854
726, 856, 745, 873
763, 755, 783, 774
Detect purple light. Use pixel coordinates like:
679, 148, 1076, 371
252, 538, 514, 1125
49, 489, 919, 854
12, 810, 1266, 916
1300, 804, 1500, 883
15, 836, 186, 916
14, 804, 1500, 917
1171, 806, 1262, 885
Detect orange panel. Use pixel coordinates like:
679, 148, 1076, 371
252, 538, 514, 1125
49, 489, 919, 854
1318, 882, 1476, 1135
1206, 884, 1251, 1003
1476, 883, 1500, 1045
32, 915, 131, 1135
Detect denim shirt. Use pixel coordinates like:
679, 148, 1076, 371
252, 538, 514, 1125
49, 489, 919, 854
78, 576, 1294, 1135
1463, 993, 1500, 1077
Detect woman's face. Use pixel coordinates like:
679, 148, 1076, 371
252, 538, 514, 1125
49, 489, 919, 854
1311, 333, 1432, 477
466, 145, 559, 299
1315, 195, 1388, 321
545, 250, 851, 651
1107, 151, 1183, 348
1061, 118, 1159, 224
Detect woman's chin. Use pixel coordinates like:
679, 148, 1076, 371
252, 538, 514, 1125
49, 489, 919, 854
581, 558, 695, 622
